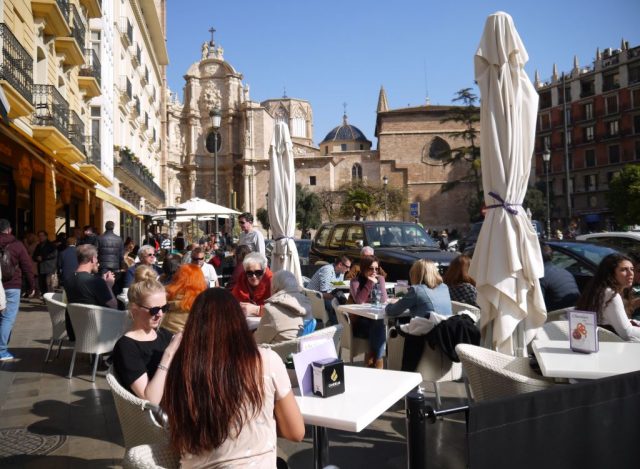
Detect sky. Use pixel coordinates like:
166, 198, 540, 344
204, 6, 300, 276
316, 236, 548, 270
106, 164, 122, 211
165, 0, 640, 147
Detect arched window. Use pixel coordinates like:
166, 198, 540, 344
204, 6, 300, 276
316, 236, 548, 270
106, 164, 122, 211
429, 137, 450, 160
274, 106, 288, 126
352, 163, 363, 181
291, 107, 306, 138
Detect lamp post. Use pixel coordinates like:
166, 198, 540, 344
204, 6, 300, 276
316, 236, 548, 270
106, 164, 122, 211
542, 149, 551, 239
158, 206, 186, 252
383, 175, 389, 221
207, 108, 222, 238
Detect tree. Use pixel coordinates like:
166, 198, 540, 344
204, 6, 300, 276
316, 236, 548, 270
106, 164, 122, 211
607, 164, 640, 227
523, 186, 546, 221
338, 181, 407, 220
317, 189, 342, 222
295, 183, 322, 235
440, 87, 482, 215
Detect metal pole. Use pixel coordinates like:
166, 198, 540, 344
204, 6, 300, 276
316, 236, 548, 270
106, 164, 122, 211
562, 73, 572, 224
545, 160, 551, 239
405, 390, 427, 469
214, 131, 218, 239
384, 185, 388, 221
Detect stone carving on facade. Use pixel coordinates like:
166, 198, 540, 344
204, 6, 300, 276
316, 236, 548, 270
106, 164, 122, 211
201, 42, 209, 60
203, 84, 222, 110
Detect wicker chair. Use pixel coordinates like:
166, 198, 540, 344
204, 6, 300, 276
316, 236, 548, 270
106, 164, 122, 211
66, 303, 130, 381
333, 302, 370, 363
535, 320, 624, 343
123, 443, 179, 469
106, 369, 169, 451
303, 288, 329, 326
261, 324, 343, 361
546, 306, 574, 322
456, 343, 556, 402
43, 292, 68, 362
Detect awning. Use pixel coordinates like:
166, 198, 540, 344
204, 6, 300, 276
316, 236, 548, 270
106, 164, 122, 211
96, 188, 140, 216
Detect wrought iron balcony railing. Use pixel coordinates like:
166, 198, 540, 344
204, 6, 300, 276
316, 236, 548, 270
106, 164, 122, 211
118, 149, 165, 201
80, 48, 101, 86
57, 0, 70, 24
32, 84, 69, 136
68, 4, 86, 50
68, 110, 86, 154
85, 135, 101, 167
0, 23, 34, 103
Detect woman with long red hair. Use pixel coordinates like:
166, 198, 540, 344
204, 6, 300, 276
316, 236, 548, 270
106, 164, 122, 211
162, 288, 304, 467
161, 264, 208, 334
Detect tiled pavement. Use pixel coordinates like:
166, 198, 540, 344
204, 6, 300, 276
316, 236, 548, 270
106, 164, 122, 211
0, 298, 468, 468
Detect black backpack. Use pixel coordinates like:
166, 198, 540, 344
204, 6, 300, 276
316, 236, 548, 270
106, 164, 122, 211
0, 244, 16, 282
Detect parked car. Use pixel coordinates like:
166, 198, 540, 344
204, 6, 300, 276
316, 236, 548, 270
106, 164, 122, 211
575, 232, 640, 258
309, 221, 458, 281
265, 238, 312, 265
461, 219, 544, 256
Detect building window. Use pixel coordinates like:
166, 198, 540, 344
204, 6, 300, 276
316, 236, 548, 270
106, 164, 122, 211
584, 102, 593, 120
633, 89, 640, 108
558, 85, 571, 104
580, 79, 595, 98
429, 137, 450, 160
636, 140, 640, 160
605, 95, 618, 115
324, 146, 329, 155
634, 115, 640, 134
309, 176, 316, 186
585, 149, 596, 167
584, 174, 597, 192
565, 108, 572, 125
359, 144, 364, 150
542, 135, 551, 151
607, 171, 620, 185
292, 108, 306, 138
351, 163, 363, 181
539, 90, 551, 109
539, 113, 551, 130
608, 120, 619, 137
603, 72, 620, 91
561, 131, 572, 148
630, 65, 640, 85
341, 143, 347, 152
608, 145, 620, 164
584, 126, 595, 142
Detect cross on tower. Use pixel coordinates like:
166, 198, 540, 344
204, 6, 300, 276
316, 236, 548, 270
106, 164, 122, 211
208, 27, 216, 46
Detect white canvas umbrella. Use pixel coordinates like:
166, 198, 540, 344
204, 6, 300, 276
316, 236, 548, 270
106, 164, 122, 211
268, 122, 302, 283
469, 11, 547, 356
176, 197, 239, 217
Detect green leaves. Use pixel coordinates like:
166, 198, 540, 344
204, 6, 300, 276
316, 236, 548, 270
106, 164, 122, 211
607, 165, 640, 227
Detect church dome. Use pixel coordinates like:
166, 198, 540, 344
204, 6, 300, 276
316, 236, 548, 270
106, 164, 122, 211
321, 115, 370, 144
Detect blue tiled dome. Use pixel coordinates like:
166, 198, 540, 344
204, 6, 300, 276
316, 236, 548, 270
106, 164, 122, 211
321, 115, 370, 143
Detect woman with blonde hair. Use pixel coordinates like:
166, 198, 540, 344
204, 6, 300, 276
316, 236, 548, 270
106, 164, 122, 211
133, 264, 159, 283
162, 264, 208, 334
442, 254, 478, 307
386, 259, 452, 318
112, 277, 181, 403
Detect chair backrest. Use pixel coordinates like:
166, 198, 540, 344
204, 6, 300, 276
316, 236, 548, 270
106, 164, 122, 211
106, 369, 168, 450
123, 443, 180, 469
536, 320, 624, 343
451, 301, 480, 322
43, 292, 68, 339
67, 303, 130, 355
334, 301, 353, 350
303, 288, 329, 324
262, 324, 343, 361
546, 306, 574, 322
456, 343, 555, 401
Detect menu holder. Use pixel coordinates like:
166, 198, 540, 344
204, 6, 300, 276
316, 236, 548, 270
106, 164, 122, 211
292, 338, 338, 396
568, 310, 598, 354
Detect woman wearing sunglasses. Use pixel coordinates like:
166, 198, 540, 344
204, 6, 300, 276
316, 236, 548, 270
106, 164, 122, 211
349, 255, 388, 368
231, 252, 273, 317
112, 277, 182, 403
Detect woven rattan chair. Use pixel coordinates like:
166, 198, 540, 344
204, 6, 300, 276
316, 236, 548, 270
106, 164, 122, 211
333, 301, 370, 363
106, 369, 169, 451
536, 320, 624, 343
261, 324, 343, 361
66, 303, 129, 381
456, 343, 555, 401
303, 288, 330, 326
123, 443, 180, 469
43, 292, 68, 362
546, 306, 574, 322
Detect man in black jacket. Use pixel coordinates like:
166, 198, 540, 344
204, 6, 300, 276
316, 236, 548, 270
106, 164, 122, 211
33, 231, 57, 298
539, 243, 580, 312
98, 221, 125, 295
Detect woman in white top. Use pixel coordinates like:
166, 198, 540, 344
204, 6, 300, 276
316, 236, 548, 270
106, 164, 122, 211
576, 253, 640, 342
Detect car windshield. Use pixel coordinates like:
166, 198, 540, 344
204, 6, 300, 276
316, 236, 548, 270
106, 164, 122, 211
295, 240, 311, 257
556, 242, 618, 265
365, 224, 439, 248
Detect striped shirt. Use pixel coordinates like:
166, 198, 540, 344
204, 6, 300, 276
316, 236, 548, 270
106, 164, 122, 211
306, 264, 342, 293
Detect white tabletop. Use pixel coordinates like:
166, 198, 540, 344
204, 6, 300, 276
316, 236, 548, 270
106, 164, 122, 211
532, 340, 640, 380
337, 303, 390, 320
331, 281, 396, 291
294, 366, 421, 432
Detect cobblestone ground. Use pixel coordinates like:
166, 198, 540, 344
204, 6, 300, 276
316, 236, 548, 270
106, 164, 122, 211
0, 298, 467, 469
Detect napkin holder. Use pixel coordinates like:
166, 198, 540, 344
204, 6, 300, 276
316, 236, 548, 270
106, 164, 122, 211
312, 357, 345, 398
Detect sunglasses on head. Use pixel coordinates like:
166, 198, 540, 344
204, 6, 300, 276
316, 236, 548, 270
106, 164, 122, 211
137, 303, 169, 316
246, 270, 264, 278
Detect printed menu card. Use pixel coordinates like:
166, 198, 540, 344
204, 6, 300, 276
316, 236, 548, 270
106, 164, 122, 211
568, 310, 598, 353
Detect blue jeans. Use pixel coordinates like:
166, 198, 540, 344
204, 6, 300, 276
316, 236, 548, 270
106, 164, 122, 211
0, 289, 21, 354
323, 298, 338, 326
353, 318, 387, 359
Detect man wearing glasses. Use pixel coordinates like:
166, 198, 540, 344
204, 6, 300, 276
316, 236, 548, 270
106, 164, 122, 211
237, 212, 266, 256
124, 245, 162, 287
306, 255, 352, 325
64, 244, 117, 341
191, 247, 218, 287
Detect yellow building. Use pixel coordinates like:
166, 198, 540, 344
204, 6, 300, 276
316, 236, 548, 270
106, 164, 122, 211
0, 0, 107, 239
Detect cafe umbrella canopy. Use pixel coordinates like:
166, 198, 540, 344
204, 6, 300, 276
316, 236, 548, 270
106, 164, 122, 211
469, 11, 547, 356
268, 122, 302, 284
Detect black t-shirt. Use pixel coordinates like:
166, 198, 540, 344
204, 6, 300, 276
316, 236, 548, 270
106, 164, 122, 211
112, 328, 173, 391
65, 271, 113, 306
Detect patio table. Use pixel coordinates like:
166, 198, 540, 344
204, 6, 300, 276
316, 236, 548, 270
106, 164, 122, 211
532, 339, 640, 380
294, 365, 421, 469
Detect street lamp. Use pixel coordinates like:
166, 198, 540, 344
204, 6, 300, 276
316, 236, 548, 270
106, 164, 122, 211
158, 206, 186, 252
542, 149, 551, 239
207, 108, 222, 238
382, 175, 389, 221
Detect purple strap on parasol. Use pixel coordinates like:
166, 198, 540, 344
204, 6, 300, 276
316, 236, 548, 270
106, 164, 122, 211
486, 192, 520, 215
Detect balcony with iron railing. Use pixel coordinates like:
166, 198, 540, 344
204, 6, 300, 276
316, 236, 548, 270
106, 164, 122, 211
32, 84, 69, 136
0, 23, 34, 118
78, 48, 101, 98
116, 147, 165, 203
118, 17, 133, 46
54, 2, 84, 65
68, 4, 86, 52
32, 0, 71, 37
67, 110, 86, 154
78, 134, 111, 186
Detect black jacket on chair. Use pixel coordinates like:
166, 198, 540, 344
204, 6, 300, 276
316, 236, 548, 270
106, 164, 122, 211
98, 230, 124, 272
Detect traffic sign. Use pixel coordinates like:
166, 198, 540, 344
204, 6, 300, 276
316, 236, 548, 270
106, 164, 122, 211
409, 202, 420, 217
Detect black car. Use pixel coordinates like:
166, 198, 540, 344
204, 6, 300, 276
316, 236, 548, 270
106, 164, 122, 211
309, 221, 458, 281
461, 219, 544, 255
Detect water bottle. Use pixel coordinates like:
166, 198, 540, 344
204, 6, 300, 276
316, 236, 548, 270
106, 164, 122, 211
373, 283, 381, 307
